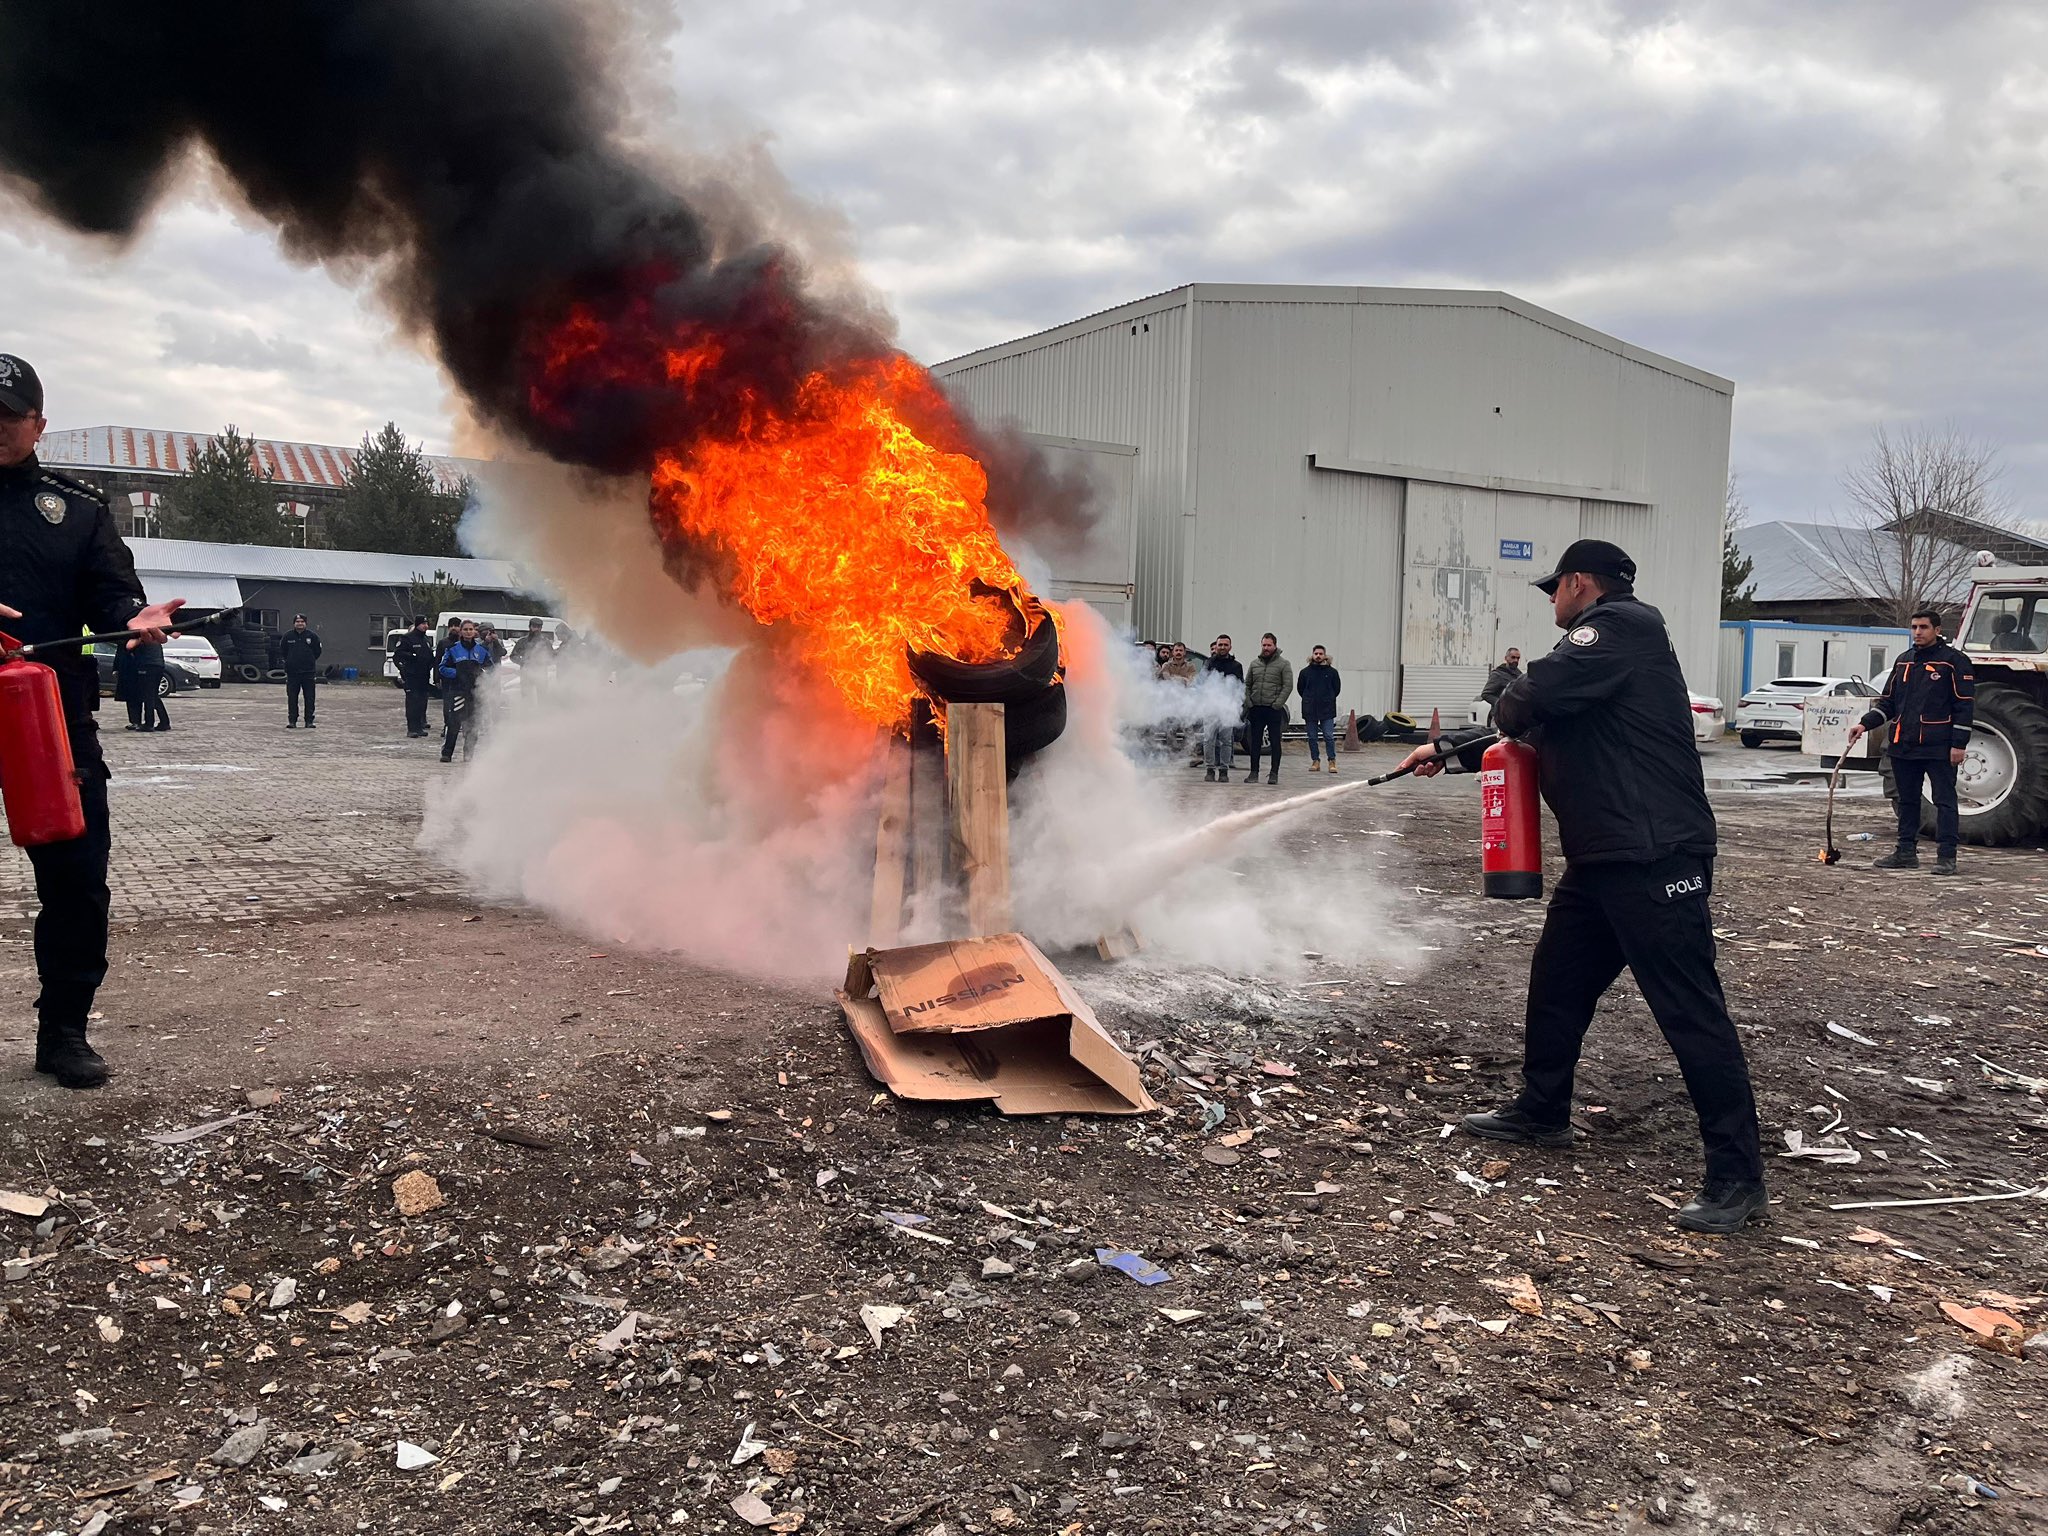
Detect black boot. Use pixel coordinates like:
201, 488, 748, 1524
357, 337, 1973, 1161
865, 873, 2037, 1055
1932, 852, 1958, 875
1674, 1180, 1768, 1234
1459, 1105, 1574, 1147
34, 1018, 110, 1090
1872, 847, 1917, 869
1242, 770, 1258, 783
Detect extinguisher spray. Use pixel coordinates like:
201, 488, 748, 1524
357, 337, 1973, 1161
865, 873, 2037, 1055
1479, 738, 1542, 899
0, 609, 231, 848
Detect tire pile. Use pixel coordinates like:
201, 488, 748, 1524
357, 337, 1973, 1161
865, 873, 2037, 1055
906, 600, 1065, 768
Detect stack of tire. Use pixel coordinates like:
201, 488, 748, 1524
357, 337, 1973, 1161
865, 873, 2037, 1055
907, 607, 1065, 769
221, 625, 284, 684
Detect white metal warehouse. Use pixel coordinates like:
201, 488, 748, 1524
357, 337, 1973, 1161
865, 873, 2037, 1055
933, 284, 1733, 715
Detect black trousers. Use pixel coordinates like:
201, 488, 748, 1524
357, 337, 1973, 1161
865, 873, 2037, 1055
286, 675, 317, 724
1891, 756, 1958, 853
403, 684, 430, 735
25, 737, 112, 1027
1515, 853, 1763, 1184
1245, 705, 1285, 772
441, 689, 478, 758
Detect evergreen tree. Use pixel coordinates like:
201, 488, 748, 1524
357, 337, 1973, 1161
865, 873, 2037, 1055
1721, 474, 1756, 619
161, 426, 291, 545
326, 422, 467, 556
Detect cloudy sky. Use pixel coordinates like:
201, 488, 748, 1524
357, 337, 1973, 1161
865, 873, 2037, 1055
3, 0, 2044, 524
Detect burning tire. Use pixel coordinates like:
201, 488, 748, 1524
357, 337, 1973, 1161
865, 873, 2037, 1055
906, 609, 1066, 765
1880, 682, 2048, 846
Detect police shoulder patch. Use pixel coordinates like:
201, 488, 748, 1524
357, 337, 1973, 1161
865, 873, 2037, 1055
1567, 625, 1600, 647
34, 491, 66, 524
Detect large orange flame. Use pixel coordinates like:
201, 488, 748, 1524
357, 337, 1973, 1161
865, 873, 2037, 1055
534, 305, 1047, 730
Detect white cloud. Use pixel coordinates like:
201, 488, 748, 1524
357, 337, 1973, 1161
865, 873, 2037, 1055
3, 0, 2046, 521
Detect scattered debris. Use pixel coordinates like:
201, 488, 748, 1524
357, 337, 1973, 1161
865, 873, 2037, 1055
395, 1442, 439, 1471
860, 1304, 907, 1349
143, 1111, 258, 1145
1094, 1248, 1172, 1286
391, 1170, 446, 1217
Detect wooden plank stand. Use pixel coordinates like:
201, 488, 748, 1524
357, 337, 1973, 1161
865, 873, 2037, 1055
869, 701, 1012, 945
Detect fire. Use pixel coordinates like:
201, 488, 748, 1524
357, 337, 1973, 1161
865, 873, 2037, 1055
529, 293, 1049, 729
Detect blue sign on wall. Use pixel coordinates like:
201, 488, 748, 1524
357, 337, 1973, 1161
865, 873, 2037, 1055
1500, 539, 1534, 560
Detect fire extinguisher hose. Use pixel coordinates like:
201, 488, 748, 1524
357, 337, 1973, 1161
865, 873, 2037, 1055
0, 606, 238, 661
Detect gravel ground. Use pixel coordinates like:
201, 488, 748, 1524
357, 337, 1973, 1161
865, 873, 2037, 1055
0, 693, 2043, 1535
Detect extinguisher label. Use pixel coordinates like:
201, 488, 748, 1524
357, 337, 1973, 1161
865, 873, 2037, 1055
1478, 770, 1506, 787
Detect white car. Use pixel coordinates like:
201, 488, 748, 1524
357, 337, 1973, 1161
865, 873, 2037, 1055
1688, 691, 1726, 744
164, 634, 222, 687
1736, 676, 1875, 747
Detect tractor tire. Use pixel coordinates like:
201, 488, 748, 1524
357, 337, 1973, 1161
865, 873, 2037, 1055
1880, 681, 2048, 846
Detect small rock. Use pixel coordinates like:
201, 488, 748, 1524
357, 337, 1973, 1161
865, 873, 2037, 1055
981, 1257, 1015, 1280
1647, 1496, 1675, 1526
597, 1476, 622, 1495
1001, 1364, 1024, 1379
209, 1423, 270, 1468
1547, 1472, 1575, 1499
224, 1284, 254, 1303
1428, 1465, 1461, 1488
1385, 1417, 1415, 1447
1060, 1259, 1097, 1286
730, 1492, 774, 1527
392, 1171, 445, 1218
1098, 1430, 1140, 1450
266, 1278, 298, 1310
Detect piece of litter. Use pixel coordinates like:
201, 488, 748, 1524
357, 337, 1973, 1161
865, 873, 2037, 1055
860, 1304, 907, 1348
731, 1421, 769, 1466
395, 1441, 439, 1471
1159, 1308, 1206, 1325
1779, 1236, 1823, 1250
1826, 1021, 1879, 1046
143, 1112, 257, 1146
1095, 1248, 1172, 1286
1780, 1130, 1862, 1165
0, 1190, 50, 1219
1200, 1146, 1241, 1167
731, 1493, 775, 1527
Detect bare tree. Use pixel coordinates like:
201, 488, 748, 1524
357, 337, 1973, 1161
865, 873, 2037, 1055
1811, 425, 2015, 626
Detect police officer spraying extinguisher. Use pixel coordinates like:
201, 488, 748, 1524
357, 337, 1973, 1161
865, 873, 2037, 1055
1846, 609, 1972, 875
0, 355, 188, 1089
1400, 540, 1767, 1234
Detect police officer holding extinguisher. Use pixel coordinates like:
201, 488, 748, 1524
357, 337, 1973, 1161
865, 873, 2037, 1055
0, 355, 185, 1089
1401, 540, 1766, 1234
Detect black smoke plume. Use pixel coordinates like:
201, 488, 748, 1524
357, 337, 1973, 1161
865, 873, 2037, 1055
0, 0, 1097, 543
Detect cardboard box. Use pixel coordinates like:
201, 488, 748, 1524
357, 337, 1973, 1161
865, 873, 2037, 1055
839, 933, 1157, 1116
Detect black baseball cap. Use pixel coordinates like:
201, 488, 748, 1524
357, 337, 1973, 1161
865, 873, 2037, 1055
0, 354, 42, 416
1533, 538, 1636, 595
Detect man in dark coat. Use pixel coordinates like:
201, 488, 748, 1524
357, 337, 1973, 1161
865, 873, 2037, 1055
391, 616, 436, 737
279, 614, 322, 728
1848, 609, 1974, 875
1297, 644, 1342, 773
1479, 647, 1522, 710
1401, 540, 1765, 1235
0, 353, 185, 1088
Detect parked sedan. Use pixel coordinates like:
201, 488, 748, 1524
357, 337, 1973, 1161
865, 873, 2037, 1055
1689, 691, 1726, 744
1735, 675, 1875, 747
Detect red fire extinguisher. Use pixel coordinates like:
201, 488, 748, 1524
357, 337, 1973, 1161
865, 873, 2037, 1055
1479, 737, 1541, 899
0, 644, 87, 847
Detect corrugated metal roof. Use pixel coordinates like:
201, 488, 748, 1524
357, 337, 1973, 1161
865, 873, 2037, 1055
1730, 519, 2026, 604
126, 537, 525, 593
39, 427, 481, 494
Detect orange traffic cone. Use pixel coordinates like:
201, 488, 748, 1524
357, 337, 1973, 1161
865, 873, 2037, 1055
1429, 706, 1442, 737
1341, 710, 1358, 752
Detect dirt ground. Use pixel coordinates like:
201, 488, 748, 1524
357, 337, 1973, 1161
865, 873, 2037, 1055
1, 734, 2044, 1536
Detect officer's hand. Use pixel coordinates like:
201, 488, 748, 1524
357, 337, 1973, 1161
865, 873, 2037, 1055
0, 601, 19, 620
1401, 740, 1447, 778
1845, 723, 1865, 745
127, 598, 186, 646
1950, 747, 1967, 766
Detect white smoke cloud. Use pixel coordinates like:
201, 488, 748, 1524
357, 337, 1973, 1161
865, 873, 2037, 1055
419, 489, 1430, 988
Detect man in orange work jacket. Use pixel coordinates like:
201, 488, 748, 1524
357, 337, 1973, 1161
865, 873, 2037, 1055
1848, 608, 1974, 876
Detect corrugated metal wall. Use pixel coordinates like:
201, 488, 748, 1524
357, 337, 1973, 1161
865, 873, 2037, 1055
935, 287, 1732, 708
935, 298, 1189, 640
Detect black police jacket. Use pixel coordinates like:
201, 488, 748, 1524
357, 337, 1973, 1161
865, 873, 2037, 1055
1859, 639, 1974, 761
392, 629, 434, 684
1491, 592, 1716, 865
279, 629, 323, 675
0, 454, 146, 725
